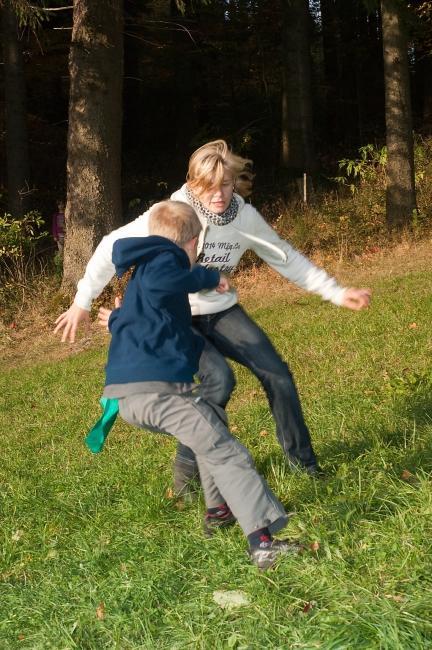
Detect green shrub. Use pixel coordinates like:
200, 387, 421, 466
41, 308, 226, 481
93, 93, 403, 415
0, 211, 48, 323
0, 211, 47, 269
333, 143, 387, 194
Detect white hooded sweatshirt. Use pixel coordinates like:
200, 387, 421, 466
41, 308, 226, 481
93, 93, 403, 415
74, 185, 346, 315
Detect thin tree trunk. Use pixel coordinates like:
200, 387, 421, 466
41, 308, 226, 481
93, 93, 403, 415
62, 0, 124, 292
280, 0, 315, 176
419, 54, 432, 134
169, 0, 198, 161
381, 0, 416, 228
2, 0, 31, 217
320, 0, 340, 142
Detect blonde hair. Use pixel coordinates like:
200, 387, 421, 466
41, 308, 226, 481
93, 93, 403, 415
149, 200, 202, 247
187, 139, 253, 194
234, 166, 255, 199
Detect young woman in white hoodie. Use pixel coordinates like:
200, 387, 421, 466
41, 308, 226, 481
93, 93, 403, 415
55, 140, 371, 497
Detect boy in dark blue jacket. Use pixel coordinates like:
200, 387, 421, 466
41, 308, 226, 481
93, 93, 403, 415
87, 200, 301, 569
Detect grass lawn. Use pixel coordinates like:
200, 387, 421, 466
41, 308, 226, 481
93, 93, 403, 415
1, 247, 432, 649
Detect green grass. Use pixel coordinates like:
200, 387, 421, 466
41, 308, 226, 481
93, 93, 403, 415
1, 267, 432, 649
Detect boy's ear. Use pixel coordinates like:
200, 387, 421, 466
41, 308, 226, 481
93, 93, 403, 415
183, 236, 199, 262
185, 236, 198, 249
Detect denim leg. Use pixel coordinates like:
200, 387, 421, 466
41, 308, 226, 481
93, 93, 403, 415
203, 305, 317, 468
174, 333, 236, 492
196, 333, 236, 406
173, 451, 200, 497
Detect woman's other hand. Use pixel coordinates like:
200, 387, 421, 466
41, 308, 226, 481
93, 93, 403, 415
342, 287, 372, 311
216, 275, 230, 294
98, 296, 122, 330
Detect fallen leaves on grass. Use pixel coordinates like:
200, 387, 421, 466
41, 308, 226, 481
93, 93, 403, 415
384, 594, 405, 602
213, 590, 250, 610
96, 602, 105, 620
12, 530, 24, 542
400, 469, 420, 486
301, 600, 317, 614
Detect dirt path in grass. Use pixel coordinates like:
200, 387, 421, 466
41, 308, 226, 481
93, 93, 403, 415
1, 237, 431, 371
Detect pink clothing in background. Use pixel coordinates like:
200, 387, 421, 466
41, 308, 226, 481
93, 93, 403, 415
52, 211, 65, 241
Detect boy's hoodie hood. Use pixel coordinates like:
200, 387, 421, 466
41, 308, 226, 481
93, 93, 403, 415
113, 235, 188, 278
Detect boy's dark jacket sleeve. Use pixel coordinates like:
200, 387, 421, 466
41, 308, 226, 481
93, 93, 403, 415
112, 236, 219, 295
144, 253, 220, 295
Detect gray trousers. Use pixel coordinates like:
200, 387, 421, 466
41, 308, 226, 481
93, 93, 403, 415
119, 391, 288, 537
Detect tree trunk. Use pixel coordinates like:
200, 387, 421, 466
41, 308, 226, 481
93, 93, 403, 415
320, 0, 343, 143
422, 56, 432, 133
2, 0, 31, 217
169, 1, 198, 162
381, 0, 416, 228
417, 52, 432, 134
280, 0, 315, 176
62, 0, 124, 292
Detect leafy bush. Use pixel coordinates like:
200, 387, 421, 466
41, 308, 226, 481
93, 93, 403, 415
0, 210, 46, 258
0, 211, 48, 323
333, 143, 387, 195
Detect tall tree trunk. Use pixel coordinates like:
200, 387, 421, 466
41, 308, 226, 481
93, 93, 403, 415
62, 0, 124, 292
280, 0, 315, 176
381, 0, 416, 228
2, 0, 31, 217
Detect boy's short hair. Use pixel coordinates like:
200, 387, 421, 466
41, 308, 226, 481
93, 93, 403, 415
149, 200, 202, 247
187, 139, 253, 194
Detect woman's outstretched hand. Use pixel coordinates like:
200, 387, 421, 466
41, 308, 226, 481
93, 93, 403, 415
54, 303, 90, 343
342, 287, 372, 311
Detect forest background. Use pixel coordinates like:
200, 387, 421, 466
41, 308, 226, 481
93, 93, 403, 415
1, 0, 432, 323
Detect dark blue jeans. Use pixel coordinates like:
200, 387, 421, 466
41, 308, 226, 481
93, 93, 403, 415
174, 304, 317, 490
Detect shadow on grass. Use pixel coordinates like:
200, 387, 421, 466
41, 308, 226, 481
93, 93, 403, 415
253, 392, 432, 534
321, 382, 432, 474
255, 419, 432, 482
